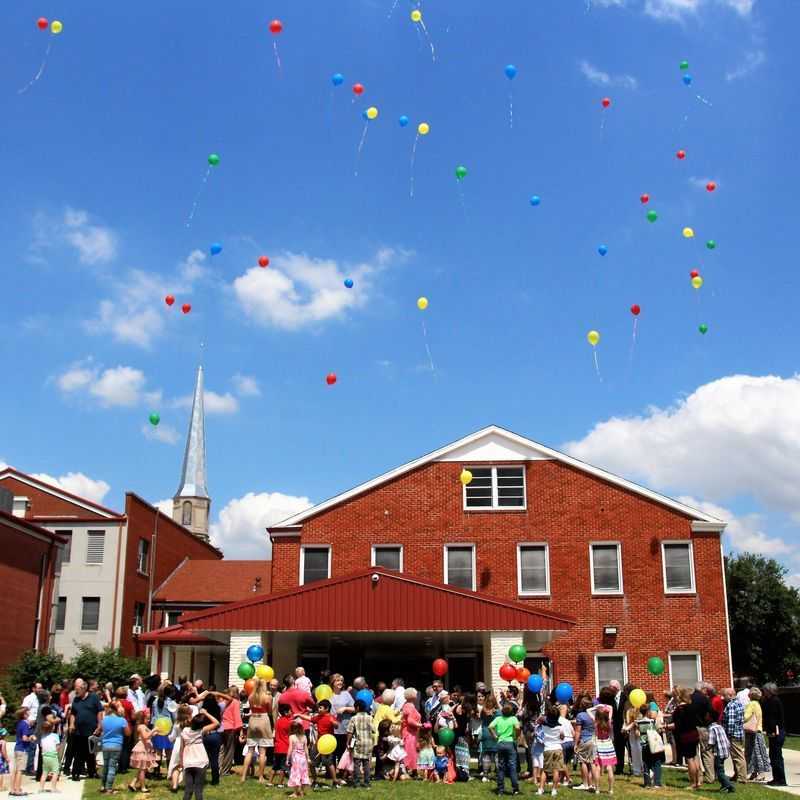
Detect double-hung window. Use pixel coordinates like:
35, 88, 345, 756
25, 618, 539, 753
81, 597, 100, 631
300, 546, 331, 585
56, 597, 67, 631
595, 654, 628, 695
371, 545, 403, 572
463, 466, 525, 509
517, 544, 550, 595
590, 543, 623, 594
662, 542, 695, 593
137, 539, 150, 575
444, 545, 475, 590
669, 652, 702, 686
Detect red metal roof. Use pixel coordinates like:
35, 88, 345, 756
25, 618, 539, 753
0, 510, 71, 544
138, 624, 226, 645
154, 559, 271, 604
168, 568, 574, 633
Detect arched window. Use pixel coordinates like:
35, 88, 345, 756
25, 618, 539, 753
182, 501, 193, 526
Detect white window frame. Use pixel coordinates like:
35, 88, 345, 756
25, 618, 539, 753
661, 540, 696, 594
443, 544, 476, 591
516, 543, 550, 596
668, 651, 703, 687
299, 545, 332, 586
462, 465, 527, 511
589, 541, 623, 596
137, 538, 150, 576
371, 544, 404, 572
594, 653, 629, 697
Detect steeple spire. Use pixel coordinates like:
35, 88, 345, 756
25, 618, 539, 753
172, 365, 210, 540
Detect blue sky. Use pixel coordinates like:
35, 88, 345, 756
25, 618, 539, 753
2, 0, 799, 572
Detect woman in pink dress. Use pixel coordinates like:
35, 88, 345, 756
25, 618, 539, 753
401, 688, 422, 775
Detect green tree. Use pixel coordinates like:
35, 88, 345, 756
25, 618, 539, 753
726, 553, 800, 683
69, 645, 149, 688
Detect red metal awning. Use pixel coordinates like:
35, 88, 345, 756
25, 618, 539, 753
143, 568, 574, 636
138, 624, 227, 645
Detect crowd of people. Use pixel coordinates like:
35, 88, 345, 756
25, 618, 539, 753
0, 669, 789, 797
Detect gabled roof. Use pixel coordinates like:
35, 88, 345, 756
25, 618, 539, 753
160, 568, 575, 634
0, 509, 71, 546
153, 559, 271, 604
268, 425, 724, 531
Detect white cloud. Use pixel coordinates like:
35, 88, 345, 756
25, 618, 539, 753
563, 374, 800, 516
210, 491, 313, 558
63, 207, 118, 264
154, 498, 174, 515
232, 247, 406, 331
174, 389, 239, 415
643, 0, 754, 20
579, 60, 639, 90
232, 374, 261, 397
57, 361, 161, 408
726, 49, 765, 81
31, 470, 111, 505
141, 423, 182, 445
689, 176, 720, 190
57, 365, 95, 392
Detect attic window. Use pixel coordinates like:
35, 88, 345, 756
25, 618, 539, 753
463, 466, 525, 509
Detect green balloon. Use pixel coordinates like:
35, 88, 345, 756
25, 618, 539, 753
646, 210, 658, 223
208, 153, 220, 167
508, 644, 527, 663
149, 412, 160, 426
706, 239, 717, 250
699, 324, 708, 335
455, 165, 467, 180
680, 60, 689, 71
237, 661, 255, 680
647, 656, 665, 675
437, 728, 455, 746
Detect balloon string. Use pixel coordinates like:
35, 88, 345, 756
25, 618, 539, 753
387, 0, 400, 19
410, 132, 420, 198
593, 349, 602, 382
419, 19, 436, 62
508, 88, 514, 129
422, 320, 436, 375
695, 93, 712, 107
354, 121, 369, 176
272, 41, 282, 73
18, 38, 53, 95
628, 318, 638, 369
186, 166, 211, 228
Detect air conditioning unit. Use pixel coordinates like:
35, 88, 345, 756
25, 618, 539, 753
132, 625, 143, 635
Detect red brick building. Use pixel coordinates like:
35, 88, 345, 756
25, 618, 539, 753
142, 426, 732, 695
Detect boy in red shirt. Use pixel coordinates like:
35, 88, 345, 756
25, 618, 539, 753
270, 704, 293, 787
308, 700, 338, 788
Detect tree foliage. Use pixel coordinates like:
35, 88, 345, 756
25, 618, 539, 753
726, 553, 800, 683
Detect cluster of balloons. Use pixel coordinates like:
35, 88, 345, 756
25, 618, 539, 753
37, 17, 63, 33
164, 295, 192, 314
236, 644, 275, 687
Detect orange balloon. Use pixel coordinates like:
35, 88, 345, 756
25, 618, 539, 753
243, 679, 256, 695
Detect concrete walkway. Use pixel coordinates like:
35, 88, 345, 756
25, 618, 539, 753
0, 743, 83, 800
767, 748, 800, 796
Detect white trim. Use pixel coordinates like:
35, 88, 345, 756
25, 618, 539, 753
691, 521, 726, 533
268, 426, 724, 529
371, 544, 404, 572
0, 470, 119, 518
719, 540, 735, 687
443, 543, 476, 592
668, 651, 703, 687
299, 545, 331, 586
661, 540, 696, 594
462, 465, 527, 512
594, 653, 628, 697
589, 542, 624, 596
516, 543, 550, 596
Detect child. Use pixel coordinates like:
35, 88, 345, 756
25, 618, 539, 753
12, 707, 35, 797
168, 704, 193, 792
0, 728, 9, 793
346, 699, 374, 789
433, 746, 449, 783
416, 726, 435, 781
636, 705, 665, 789
38, 721, 61, 793
593, 708, 617, 796
387, 722, 407, 782
557, 704, 574, 789
539, 705, 565, 797
294, 668, 313, 696
489, 703, 522, 795
309, 699, 338, 788
530, 720, 545, 787
270, 704, 292, 787
180, 709, 219, 800
374, 718, 392, 780
129, 711, 158, 793
708, 719, 735, 794
287, 721, 311, 798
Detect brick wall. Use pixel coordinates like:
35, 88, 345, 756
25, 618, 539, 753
0, 474, 111, 519
270, 459, 731, 692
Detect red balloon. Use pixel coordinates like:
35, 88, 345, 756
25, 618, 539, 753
165, 295, 175, 307
601, 97, 611, 108
690, 269, 700, 278
516, 667, 531, 683
352, 83, 364, 96
258, 255, 270, 268
499, 663, 518, 682
37, 17, 48, 30
630, 304, 641, 316
706, 181, 717, 192
326, 372, 337, 386
269, 19, 283, 34
640, 193, 649, 204
432, 658, 448, 677
181, 303, 192, 314
676, 149, 686, 160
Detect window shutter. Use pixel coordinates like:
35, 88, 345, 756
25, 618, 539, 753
86, 531, 105, 564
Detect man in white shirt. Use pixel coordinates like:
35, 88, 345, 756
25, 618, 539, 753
127, 674, 145, 712
21, 683, 42, 774
391, 678, 407, 713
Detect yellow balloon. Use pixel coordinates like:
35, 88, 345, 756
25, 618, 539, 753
629, 689, 647, 709
317, 734, 337, 756
155, 717, 172, 735
459, 469, 473, 486
587, 330, 600, 347
51, 20, 63, 34
314, 684, 333, 701
410, 9, 422, 22
417, 122, 430, 136
682, 227, 695, 239
417, 296, 428, 310
691, 276, 703, 289
255, 664, 274, 681
366, 106, 378, 120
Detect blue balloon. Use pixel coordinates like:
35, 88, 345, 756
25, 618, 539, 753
597, 244, 608, 256
530, 195, 541, 207
332, 72, 344, 86
356, 689, 374, 708
527, 674, 543, 693
344, 278, 354, 289
504, 64, 518, 80
246, 644, 264, 663
398, 115, 410, 127
210, 243, 222, 256
362, 110, 369, 120
682, 74, 693, 86
555, 682, 573, 703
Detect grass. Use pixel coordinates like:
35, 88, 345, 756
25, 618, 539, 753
784, 737, 800, 753
80, 767, 794, 800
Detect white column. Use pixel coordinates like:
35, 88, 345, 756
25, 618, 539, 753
485, 632, 524, 690
228, 631, 256, 687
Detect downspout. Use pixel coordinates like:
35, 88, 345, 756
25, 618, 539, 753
46, 540, 61, 653
111, 519, 125, 649
34, 552, 48, 650
145, 508, 159, 658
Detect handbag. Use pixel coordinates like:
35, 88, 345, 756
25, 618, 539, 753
744, 714, 759, 733
646, 727, 665, 754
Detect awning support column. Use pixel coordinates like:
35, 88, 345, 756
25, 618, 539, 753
483, 631, 524, 690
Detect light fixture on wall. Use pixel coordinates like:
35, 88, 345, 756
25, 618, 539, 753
603, 625, 618, 637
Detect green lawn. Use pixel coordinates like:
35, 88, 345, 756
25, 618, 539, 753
784, 736, 800, 753
81, 769, 794, 800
